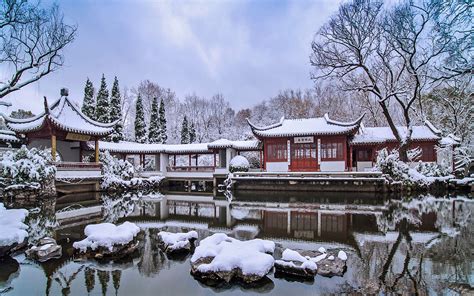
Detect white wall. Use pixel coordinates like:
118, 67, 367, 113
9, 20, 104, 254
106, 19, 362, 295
266, 162, 289, 172
160, 153, 169, 172
357, 161, 373, 172
320, 161, 345, 172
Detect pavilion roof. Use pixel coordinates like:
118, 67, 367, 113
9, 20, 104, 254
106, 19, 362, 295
350, 121, 442, 146
3, 96, 116, 137
247, 113, 364, 138
0, 129, 21, 143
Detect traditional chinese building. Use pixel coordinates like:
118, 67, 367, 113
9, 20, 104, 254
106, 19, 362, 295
3, 90, 117, 179
248, 114, 449, 172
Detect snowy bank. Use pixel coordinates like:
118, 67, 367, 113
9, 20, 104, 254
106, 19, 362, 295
0, 203, 29, 257
73, 221, 141, 259
190, 233, 275, 283
157, 230, 198, 254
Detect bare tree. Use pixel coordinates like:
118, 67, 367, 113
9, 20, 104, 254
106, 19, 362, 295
0, 0, 76, 101
310, 0, 464, 161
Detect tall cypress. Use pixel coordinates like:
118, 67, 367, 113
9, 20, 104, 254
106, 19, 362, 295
148, 98, 160, 143
95, 74, 110, 123
189, 122, 196, 143
109, 76, 123, 142
81, 78, 95, 119
134, 94, 147, 143
180, 116, 190, 144
158, 98, 167, 144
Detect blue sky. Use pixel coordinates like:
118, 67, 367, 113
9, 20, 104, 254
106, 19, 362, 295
1, 0, 342, 114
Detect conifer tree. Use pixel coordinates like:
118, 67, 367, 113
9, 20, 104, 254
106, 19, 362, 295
134, 95, 147, 143
158, 98, 167, 143
109, 76, 123, 142
180, 116, 190, 144
148, 97, 160, 143
189, 121, 196, 143
95, 74, 110, 123
81, 78, 95, 119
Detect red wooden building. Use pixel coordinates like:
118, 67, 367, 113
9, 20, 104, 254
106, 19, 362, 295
248, 114, 447, 172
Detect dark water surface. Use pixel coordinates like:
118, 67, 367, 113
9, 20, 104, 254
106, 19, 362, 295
1, 190, 473, 295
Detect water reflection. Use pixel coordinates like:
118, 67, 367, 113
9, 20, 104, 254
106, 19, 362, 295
0, 191, 472, 295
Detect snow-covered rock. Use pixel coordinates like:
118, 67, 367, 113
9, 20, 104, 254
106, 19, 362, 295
337, 250, 347, 261
274, 249, 317, 278
190, 233, 275, 283
157, 230, 198, 254
25, 237, 62, 262
0, 203, 29, 257
73, 221, 141, 259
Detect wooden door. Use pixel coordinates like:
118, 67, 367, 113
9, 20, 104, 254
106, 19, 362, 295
290, 142, 318, 171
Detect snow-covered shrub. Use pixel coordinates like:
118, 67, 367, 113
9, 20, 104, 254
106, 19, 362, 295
375, 148, 409, 181
415, 162, 450, 177
453, 146, 473, 177
100, 151, 134, 189
229, 155, 250, 173
0, 145, 56, 190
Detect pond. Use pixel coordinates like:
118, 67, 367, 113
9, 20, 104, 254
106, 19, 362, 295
1, 190, 473, 295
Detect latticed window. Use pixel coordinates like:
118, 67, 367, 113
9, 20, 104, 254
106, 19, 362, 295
266, 141, 288, 161
321, 141, 343, 160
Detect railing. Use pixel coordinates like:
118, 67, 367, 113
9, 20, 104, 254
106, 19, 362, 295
231, 171, 383, 179
52, 162, 102, 170
167, 166, 215, 172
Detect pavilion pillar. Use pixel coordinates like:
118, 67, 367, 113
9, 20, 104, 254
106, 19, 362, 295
174, 155, 176, 167
188, 154, 191, 167
259, 150, 263, 170
51, 135, 57, 162
349, 146, 353, 171
94, 139, 99, 163
195, 154, 198, 166
213, 151, 217, 168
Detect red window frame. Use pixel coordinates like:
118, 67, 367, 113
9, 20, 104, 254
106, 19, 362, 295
265, 139, 288, 162
321, 138, 345, 161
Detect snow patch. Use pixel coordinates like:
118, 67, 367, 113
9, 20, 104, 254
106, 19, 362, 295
0, 203, 29, 247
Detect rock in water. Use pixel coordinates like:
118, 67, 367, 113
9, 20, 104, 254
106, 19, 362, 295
190, 233, 275, 284
25, 237, 62, 262
157, 231, 198, 255
73, 222, 141, 260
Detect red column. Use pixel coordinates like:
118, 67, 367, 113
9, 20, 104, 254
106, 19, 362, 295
213, 151, 217, 168
349, 146, 353, 171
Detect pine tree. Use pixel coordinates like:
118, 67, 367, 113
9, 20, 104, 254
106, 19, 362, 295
95, 74, 110, 123
148, 97, 160, 143
109, 76, 123, 142
134, 94, 147, 143
81, 78, 95, 119
189, 121, 196, 143
181, 116, 190, 144
158, 98, 167, 144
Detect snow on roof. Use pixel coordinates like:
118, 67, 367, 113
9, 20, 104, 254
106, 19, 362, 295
87, 139, 261, 154
351, 124, 441, 145
4, 97, 116, 136
0, 129, 21, 143
208, 139, 261, 150
247, 113, 364, 138
439, 134, 461, 146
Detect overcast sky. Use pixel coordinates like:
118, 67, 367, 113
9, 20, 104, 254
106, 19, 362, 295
1, 0, 342, 114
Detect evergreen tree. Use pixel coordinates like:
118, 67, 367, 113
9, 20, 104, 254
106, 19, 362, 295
134, 94, 147, 143
189, 122, 196, 143
148, 98, 160, 143
109, 76, 123, 142
95, 74, 110, 123
180, 116, 190, 144
158, 98, 167, 143
81, 78, 95, 119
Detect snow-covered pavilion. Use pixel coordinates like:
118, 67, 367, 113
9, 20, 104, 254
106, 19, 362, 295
3, 91, 117, 178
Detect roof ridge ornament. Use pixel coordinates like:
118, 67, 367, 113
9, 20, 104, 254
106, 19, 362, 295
43, 96, 50, 115
324, 113, 365, 127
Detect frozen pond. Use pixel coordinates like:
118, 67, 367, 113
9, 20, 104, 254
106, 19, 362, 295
1, 190, 473, 295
